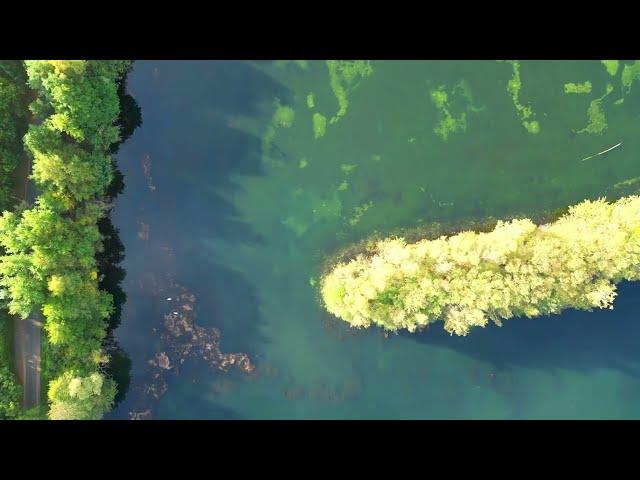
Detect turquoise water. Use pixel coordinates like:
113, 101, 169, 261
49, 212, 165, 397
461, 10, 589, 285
108, 60, 640, 419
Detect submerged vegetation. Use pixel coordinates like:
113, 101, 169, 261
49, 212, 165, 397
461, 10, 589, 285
577, 83, 613, 135
429, 81, 483, 141
430, 85, 467, 141
504, 61, 540, 134
602, 60, 619, 77
621, 61, 640, 94
326, 60, 373, 124
321, 196, 640, 336
312, 112, 327, 139
564, 81, 592, 94
0, 60, 131, 419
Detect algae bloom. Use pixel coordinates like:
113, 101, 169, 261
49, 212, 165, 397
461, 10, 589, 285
564, 81, 592, 94
601, 60, 620, 76
312, 112, 327, 139
505, 60, 540, 134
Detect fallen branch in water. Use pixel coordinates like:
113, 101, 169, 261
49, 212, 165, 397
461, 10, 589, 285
580, 142, 622, 162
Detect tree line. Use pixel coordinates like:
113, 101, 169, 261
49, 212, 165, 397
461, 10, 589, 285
0, 60, 132, 419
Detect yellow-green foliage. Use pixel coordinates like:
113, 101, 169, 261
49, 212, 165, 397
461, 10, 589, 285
326, 60, 373, 124
505, 61, 540, 134
602, 60, 620, 76
48, 371, 115, 420
577, 84, 613, 135
621, 61, 640, 94
312, 112, 327, 139
321, 196, 640, 336
564, 81, 592, 94
430, 85, 467, 141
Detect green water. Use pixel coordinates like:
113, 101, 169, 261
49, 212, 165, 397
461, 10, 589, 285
109, 60, 640, 419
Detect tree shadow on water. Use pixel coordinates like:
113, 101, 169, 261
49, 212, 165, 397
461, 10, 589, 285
127, 60, 292, 248
117, 61, 289, 372
405, 281, 640, 379
179, 258, 264, 356
100, 65, 144, 409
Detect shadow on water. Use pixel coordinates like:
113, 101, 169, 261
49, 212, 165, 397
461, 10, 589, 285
110, 61, 291, 418
405, 281, 640, 379
178, 258, 263, 355
158, 387, 246, 420
127, 61, 292, 353
101, 65, 143, 408
99, 212, 130, 407
125, 60, 293, 247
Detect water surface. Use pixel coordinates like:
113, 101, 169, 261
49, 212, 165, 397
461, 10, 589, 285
109, 60, 640, 419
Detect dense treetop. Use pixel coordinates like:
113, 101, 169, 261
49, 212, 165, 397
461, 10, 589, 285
322, 196, 640, 336
0, 60, 130, 419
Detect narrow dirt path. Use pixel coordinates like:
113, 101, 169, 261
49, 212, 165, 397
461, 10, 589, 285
13, 314, 41, 408
11, 147, 41, 409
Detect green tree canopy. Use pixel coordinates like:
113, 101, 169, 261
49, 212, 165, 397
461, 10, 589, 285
48, 371, 116, 420
322, 196, 640, 336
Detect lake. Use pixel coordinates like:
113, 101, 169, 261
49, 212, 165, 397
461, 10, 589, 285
107, 60, 640, 419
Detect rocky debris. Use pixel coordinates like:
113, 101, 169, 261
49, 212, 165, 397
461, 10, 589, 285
159, 244, 175, 259
137, 221, 149, 241
129, 275, 254, 419
144, 372, 168, 400
141, 154, 157, 192
161, 286, 254, 374
157, 352, 172, 370
283, 386, 306, 400
129, 409, 152, 420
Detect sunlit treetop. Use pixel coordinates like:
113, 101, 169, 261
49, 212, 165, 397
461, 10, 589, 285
48, 371, 115, 420
24, 60, 129, 150
321, 196, 640, 336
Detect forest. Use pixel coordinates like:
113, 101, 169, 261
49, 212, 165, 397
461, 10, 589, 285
0, 60, 131, 419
